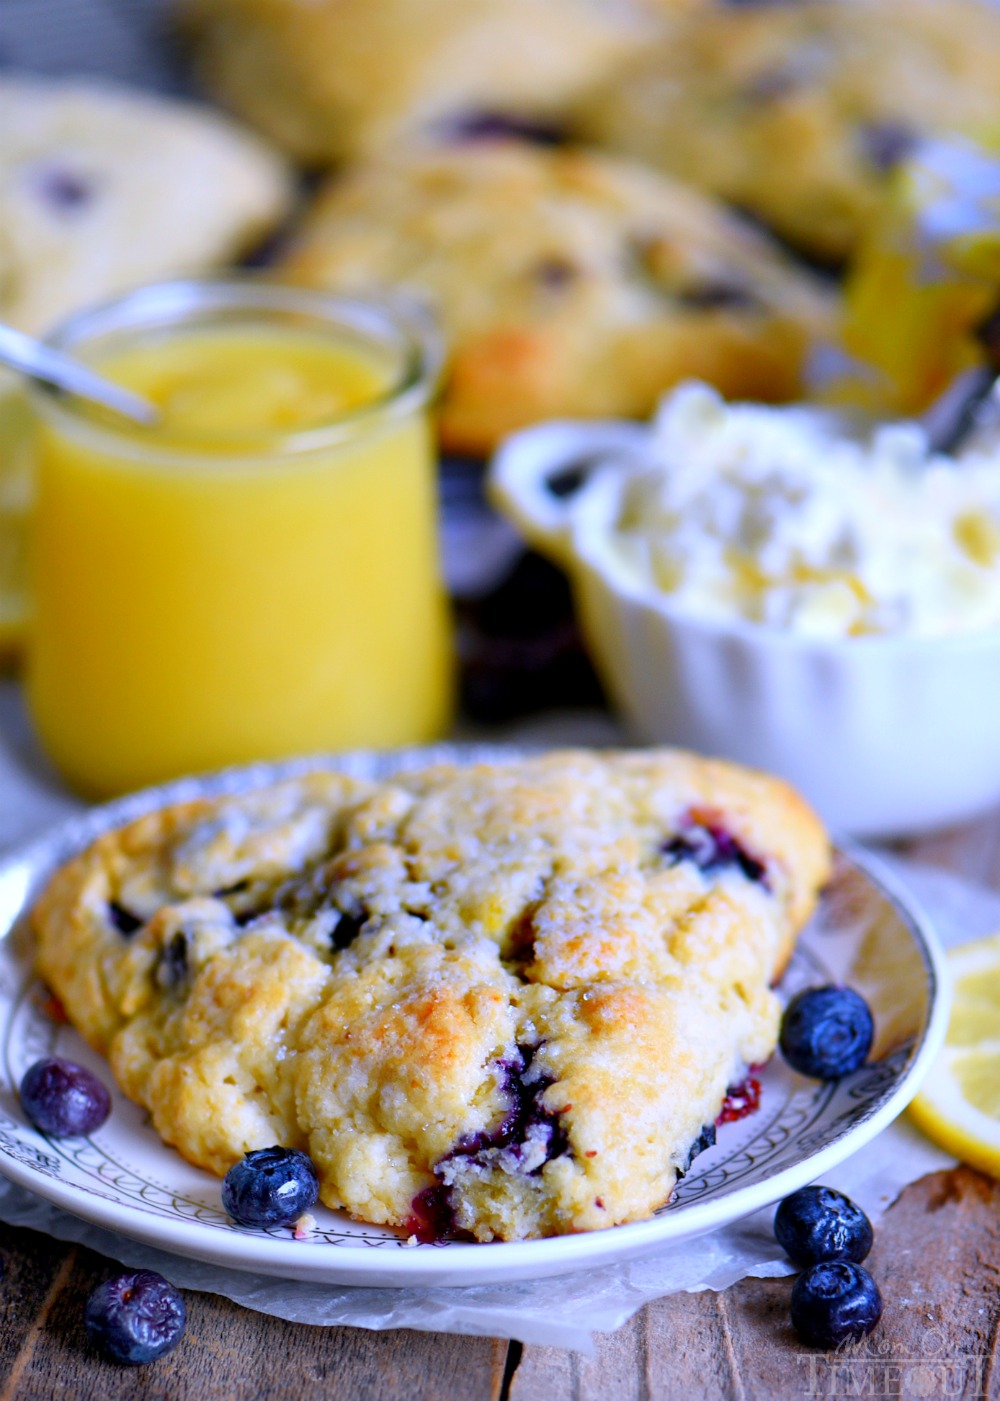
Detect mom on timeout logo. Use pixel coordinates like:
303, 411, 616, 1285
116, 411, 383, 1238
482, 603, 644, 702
798, 1325, 987, 1397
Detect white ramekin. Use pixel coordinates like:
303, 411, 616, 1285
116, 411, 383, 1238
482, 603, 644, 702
488, 418, 1000, 839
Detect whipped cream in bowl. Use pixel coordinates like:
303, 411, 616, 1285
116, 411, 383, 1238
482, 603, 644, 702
489, 383, 1000, 837
611, 383, 1000, 640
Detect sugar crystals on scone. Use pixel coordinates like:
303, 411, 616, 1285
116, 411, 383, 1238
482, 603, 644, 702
32, 751, 831, 1241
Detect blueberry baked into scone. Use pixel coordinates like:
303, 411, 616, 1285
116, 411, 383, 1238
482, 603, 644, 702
577, 0, 1000, 264
278, 141, 832, 454
33, 751, 830, 1242
0, 77, 293, 335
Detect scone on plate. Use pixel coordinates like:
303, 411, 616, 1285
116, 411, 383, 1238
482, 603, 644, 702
33, 750, 831, 1242
0, 77, 293, 334
177, 0, 654, 165
577, 0, 1000, 264
277, 141, 833, 455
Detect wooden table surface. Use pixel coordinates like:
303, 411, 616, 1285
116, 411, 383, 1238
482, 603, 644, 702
0, 815, 997, 1400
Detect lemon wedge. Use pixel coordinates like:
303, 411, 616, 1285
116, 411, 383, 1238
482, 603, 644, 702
0, 382, 33, 662
909, 931, 1000, 1179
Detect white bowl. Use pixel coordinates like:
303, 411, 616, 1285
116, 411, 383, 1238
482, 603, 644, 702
488, 418, 1000, 838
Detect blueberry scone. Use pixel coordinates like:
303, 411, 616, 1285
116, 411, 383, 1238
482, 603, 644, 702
278, 141, 832, 454
33, 751, 830, 1242
577, 0, 1000, 263
177, 0, 660, 166
0, 77, 293, 335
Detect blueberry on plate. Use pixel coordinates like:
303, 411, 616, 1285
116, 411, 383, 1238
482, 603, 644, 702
19, 1057, 111, 1137
84, 1270, 186, 1365
779, 986, 874, 1080
222, 1146, 319, 1228
774, 1185, 874, 1267
790, 1261, 883, 1348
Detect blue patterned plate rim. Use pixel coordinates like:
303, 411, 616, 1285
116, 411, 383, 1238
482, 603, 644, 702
0, 745, 951, 1287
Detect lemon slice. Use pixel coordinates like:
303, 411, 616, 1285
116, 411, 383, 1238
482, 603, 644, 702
0, 382, 33, 661
909, 931, 1000, 1179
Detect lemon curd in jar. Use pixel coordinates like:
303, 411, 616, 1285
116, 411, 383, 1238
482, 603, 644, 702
27, 282, 452, 797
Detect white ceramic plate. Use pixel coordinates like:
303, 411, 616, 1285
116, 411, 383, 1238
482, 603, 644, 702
0, 746, 949, 1287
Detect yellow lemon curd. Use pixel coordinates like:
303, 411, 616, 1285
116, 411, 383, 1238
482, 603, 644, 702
28, 320, 452, 797
833, 136, 1000, 417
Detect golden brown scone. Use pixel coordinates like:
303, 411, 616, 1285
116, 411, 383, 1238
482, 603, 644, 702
576, 0, 1000, 264
33, 750, 831, 1242
0, 76, 293, 335
177, 0, 656, 165
278, 141, 832, 455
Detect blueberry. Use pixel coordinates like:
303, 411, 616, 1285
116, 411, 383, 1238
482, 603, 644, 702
33, 165, 95, 212
662, 820, 769, 886
156, 932, 188, 989
444, 111, 565, 146
861, 120, 918, 173
84, 1270, 186, 1365
676, 280, 760, 312
222, 1146, 319, 1228
775, 1185, 874, 1267
779, 986, 874, 1080
19, 1058, 111, 1137
790, 1261, 883, 1348
107, 901, 143, 936
329, 909, 366, 952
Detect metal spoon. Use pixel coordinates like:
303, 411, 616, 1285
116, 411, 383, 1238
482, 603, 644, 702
922, 307, 1000, 456
0, 321, 159, 426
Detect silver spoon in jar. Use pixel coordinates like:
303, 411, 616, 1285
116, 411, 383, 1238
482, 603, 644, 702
0, 320, 160, 426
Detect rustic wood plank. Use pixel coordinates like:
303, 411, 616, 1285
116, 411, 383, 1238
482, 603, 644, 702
712, 1165, 1000, 1401
507, 1313, 653, 1401
897, 805, 1000, 887
0, 1231, 508, 1401
0, 1226, 82, 1397
511, 1167, 1000, 1401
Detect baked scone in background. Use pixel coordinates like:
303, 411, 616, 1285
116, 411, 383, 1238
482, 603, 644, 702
33, 750, 831, 1242
178, 0, 671, 165
278, 141, 833, 455
0, 77, 294, 335
577, 0, 1000, 264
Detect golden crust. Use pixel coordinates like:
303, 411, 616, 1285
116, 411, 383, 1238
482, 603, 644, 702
279, 141, 832, 454
577, 0, 1000, 263
178, 0, 662, 165
33, 749, 831, 1241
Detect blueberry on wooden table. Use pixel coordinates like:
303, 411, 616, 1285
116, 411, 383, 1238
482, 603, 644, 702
779, 986, 874, 1080
774, 1185, 874, 1266
790, 1261, 883, 1348
19, 1057, 111, 1136
222, 1146, 319, 1227
85, 1270, 186, 1365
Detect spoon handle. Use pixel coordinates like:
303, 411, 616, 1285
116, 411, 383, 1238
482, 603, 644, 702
923, 305, 1000, 457
922, 364, 1000, 456
0, 322, 159, 426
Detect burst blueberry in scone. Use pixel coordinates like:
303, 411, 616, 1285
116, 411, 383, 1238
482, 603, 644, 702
575, 0, 1000, 264
278, 141, 832, 455
32, 751, 831, 1242
0, 77, 293, 336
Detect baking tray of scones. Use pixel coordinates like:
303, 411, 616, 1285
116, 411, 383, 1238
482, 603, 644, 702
0, 746, 947, 1286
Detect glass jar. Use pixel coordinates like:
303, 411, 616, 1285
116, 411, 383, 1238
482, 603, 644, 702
26, 279, 452, 797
